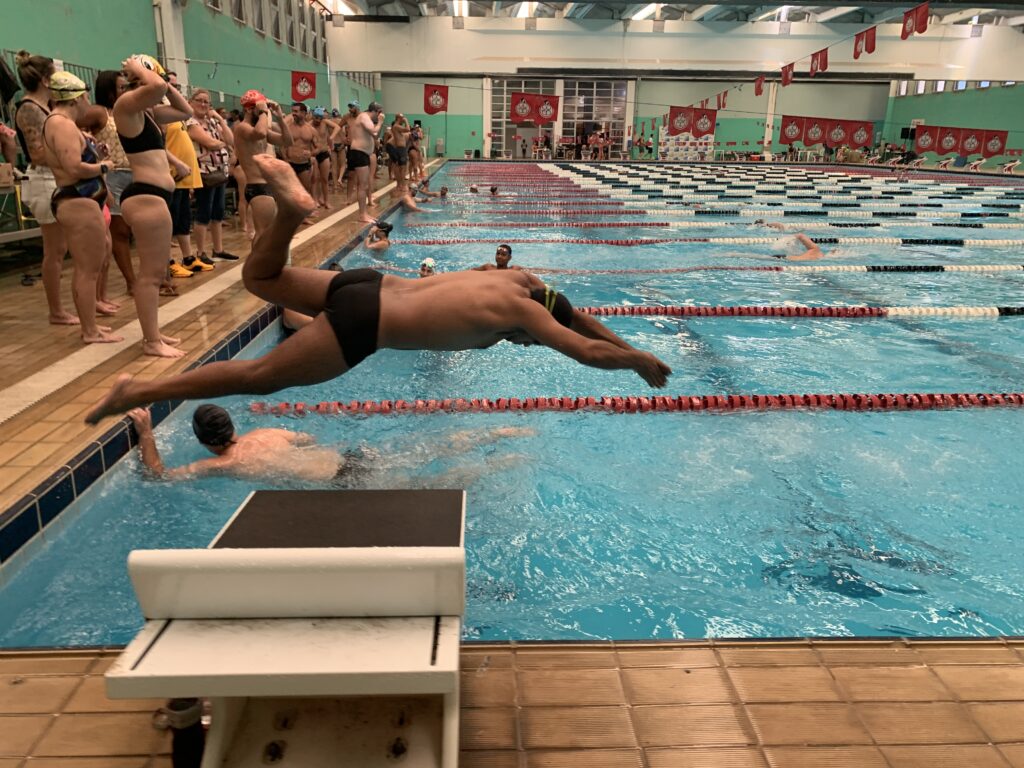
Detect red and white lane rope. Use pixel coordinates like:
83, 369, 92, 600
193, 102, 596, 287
374, 264, 1024, 276
250, 391, 1024, 416
393, 236, 1024, 247
578, 305, 1023, 318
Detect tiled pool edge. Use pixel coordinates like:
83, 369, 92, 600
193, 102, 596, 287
0, 199, 404, 573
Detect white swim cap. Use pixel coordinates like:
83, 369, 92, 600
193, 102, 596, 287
421, 258, 436, 269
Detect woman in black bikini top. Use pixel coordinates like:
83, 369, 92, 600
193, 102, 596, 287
113, 54, 194, 359
41, 71, 123, 346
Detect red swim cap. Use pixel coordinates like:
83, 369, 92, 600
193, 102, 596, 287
241, 89, 266, 108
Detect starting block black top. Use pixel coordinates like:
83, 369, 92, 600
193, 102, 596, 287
212, 489, 466, 550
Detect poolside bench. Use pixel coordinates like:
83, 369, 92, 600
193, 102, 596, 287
106, 489, 466, 768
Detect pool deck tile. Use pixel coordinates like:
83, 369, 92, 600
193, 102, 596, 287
0, 639, 1022, 761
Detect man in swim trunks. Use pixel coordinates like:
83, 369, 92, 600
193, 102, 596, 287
348, 101, 386, 223
473, 243, 520, 271
233, 91, 292, 237
309, 106, 341, 208
388, 113, 411, 191
282, 102, 316, 197
86, 156, 671, 424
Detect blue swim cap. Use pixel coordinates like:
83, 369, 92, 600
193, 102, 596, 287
312, 106, 326, 118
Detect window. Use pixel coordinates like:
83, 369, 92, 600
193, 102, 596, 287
297, 2, 308, 54
898, 80, 909, 96
231, 0, 245, 22
286, 0, 296, 48
1004, 81, 1017, 87
489, 78, 557, 156
978, 80, 990, 88
253, 0, 266, 33
562, 80, 629, 150
317, 13, 328, 64
916, 80, 926, 95
206, 0, 222, 9
954, 80, 967, 91
270, 0, 282, 40
935, 80, 946, 92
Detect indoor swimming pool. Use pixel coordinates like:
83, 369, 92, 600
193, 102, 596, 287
1, 162, 1023, 648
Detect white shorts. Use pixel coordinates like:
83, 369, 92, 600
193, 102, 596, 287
21, 166, 58, 225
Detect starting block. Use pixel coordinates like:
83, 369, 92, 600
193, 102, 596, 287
106, 489, 466, 768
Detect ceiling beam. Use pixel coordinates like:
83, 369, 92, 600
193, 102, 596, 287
814, 5, 860, 21
938, 7, 993, 23
688, 4, 721, 19
568, 2, 594, 17
1005, 12, 1024, 23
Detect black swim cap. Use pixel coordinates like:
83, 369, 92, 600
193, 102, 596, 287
192, 404, 235, 446
377, 220, 393, 234
529, 287, 574, 328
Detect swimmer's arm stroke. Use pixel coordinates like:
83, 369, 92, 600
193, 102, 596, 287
515, 302, 672, 388
128, 408, 232, 481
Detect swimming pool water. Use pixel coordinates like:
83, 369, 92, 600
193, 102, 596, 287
2, 162, 1023, 647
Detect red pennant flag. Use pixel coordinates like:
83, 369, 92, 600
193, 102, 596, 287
290, 70, 316, 101
981, 129, 1009, 158
937, 127, 963, 155
699, 98, 710, 109
781, 63, 795, 87
779, 116, 805, 144
754, 76, 766, 96
668, 106, 694, 136
530, 94, 559, 125
914, 125, 940, 154
691, 107, 718, 139
854, 26, 876, 59
902, 2, 929, 39
716, 91, 728, 110
809, 48, 829, 77
423, 84, 449, 115
509, 92, 535, 124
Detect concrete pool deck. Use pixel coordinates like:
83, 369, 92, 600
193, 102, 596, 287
0, 639, 1023, 767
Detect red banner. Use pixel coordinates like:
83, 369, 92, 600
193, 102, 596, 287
848, 121, 874, 149
716, 90, 728, 110
854, 26, 876, 59
668, 106, 694, 136
981, 129, 1009, 157
691, 107, 718, 139
937, 127, 963, 155
423, 84, 449, 115
803, 118, 828, 146
914, 125, 941, 154
531, 94, 559, 125
510, 92, 535, 123
754, 75, 765, 96
780, 116, 805, 145
959, 129, 985, 157
902, 2, 929, 39
809, 48, 829, 77
290, 70, 316, 102
781, 63, 795, 87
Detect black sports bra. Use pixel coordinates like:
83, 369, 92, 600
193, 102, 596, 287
118, 113, 164, 154
14, 98, 49, 162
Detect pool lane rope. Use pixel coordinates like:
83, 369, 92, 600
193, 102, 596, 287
395, 236, 1024, 247
578, 305, 1024, 318
375, 264, 1024, 276
250, 391, 1024, 416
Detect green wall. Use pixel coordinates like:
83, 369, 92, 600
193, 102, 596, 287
380, 77, 484, 157
0, 0, 158, 75
883, 85, 1023, 163
181, 3, 328, 108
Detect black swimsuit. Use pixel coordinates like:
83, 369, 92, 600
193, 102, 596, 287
324, 269, 383, 368
117, 114, 173, 205
244, 183, 271, 202
43, 115, 108, 216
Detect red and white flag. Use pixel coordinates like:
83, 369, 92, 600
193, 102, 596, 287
699, 98, 710, 109
668, 106, 694, 136
854, 26, 876, 59
754, 75, 766, 96
423, 84, 449, 115
779, 116, 805, 145
781, 63, 795, 87
691, 107, 718, 139
809, 48, 829, 77
937, 126, 963, 155
902, 2, 929, 39
530, 94, 560, 125
914, 125, 940, 154
981, 129, 1009, 158
509, 93, 535, 123
716, 91, 728, 110
290, 70, 316, 101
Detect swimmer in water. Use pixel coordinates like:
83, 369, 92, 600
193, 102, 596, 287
364, 219, 392, 251
753, 221, 825, 260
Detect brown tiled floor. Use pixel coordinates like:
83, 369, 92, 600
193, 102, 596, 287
0, 172, 406, 513
1, 640, 1023, 766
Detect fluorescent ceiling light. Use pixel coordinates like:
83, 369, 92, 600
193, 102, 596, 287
455, 0, 468, 15
336, 1, 357, 13
754, 6, 784, 20
632, 3, 659, 20
517, 2, 536, 17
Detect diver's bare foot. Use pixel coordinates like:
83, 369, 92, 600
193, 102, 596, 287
82, 329, 124, 344
161, 333, 181, 346
253, 155, 316, 217
49, 312, 80, 326
97, 324, 113, 333
96, 301, 119, 316
143, 339, 186, 358
103, 299, 122, 310
85, 373, 133, 424
360, 215, 376, 224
